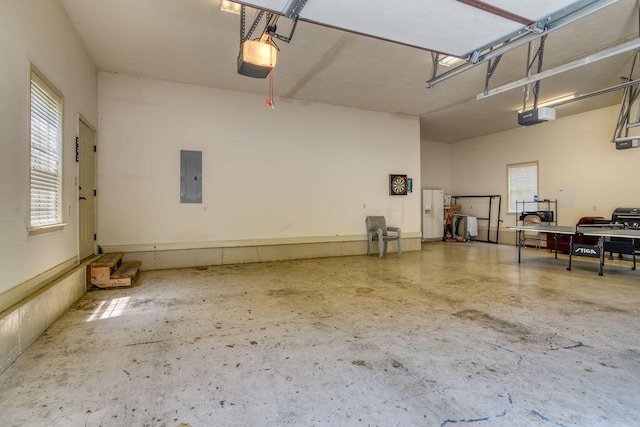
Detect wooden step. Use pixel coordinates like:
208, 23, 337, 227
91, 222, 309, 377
89, 253, 124, 285
91, 252, 124, 268
97, 261, 142, 289
112, 261, 142, 279
88, 253, 142, 289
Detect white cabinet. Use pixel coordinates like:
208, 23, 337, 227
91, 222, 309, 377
422, 189, 444, 240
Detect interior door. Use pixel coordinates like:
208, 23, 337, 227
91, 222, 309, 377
78, 119, 96, 260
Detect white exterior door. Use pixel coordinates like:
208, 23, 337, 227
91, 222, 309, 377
78, 119, 96, 260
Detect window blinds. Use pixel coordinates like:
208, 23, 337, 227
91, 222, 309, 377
508, 162, 538, 212
30, 71, 63, 227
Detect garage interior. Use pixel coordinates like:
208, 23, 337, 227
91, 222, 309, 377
1, 0, 640, 425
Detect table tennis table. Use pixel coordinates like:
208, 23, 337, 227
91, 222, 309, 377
581, 228, 640, 275
509, 225, 577, 263
508, 225, 640, 276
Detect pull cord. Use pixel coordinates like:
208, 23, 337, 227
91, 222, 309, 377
266, 36, 275, 109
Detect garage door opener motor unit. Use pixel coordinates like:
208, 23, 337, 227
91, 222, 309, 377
518, 107, 556, 126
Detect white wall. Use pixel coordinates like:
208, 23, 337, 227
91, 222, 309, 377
449, 105, 640, 229
421, 140, 452, 193
97, 73, 421, 250
0, 1, 97, 297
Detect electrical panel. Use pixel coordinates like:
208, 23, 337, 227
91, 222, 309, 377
180, 150, 202, 203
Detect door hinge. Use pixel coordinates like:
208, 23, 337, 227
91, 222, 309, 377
93, 189, 97, 197
75, 137, 79, 162
93, 234, 97, 241
93, 145, 97, 152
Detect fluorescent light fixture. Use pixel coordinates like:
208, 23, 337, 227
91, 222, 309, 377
517, 93, 577, 113
439, 56, 464, 67
220, 0, 241, 14
537, 94, 578, 108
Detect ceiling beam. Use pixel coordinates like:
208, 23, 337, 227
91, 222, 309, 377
476, 37, 640, 100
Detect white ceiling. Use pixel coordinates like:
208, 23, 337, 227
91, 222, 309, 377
58, 0, 639, 142
239, 0, 583, 55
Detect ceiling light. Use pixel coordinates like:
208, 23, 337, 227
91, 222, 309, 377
237, 40, 277, 78
536, 94, 578, 108
220, 0, 241, 14
517, 93, 577, 112
438, 56, 464, 67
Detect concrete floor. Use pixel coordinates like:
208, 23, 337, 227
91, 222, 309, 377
1, 242, 639, 426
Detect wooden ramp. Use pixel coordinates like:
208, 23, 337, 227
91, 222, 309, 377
87, 253, 142, 289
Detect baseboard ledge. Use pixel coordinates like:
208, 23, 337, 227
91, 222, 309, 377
117, 237, 423, 270
0, 257, 79, 315
101, 232, 423, 254
0, 259, 90, 375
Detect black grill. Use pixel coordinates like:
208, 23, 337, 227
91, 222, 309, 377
606, 208, 640, 255
611, 207, 640, 229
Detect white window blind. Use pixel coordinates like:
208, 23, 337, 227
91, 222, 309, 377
507, 162, 538, 213
30, 70, 63, 228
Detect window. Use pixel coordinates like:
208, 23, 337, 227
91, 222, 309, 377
507, 161, 538, 213
29, 68, 63, 229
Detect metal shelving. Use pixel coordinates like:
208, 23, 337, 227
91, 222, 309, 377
515, 199, 557, 226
